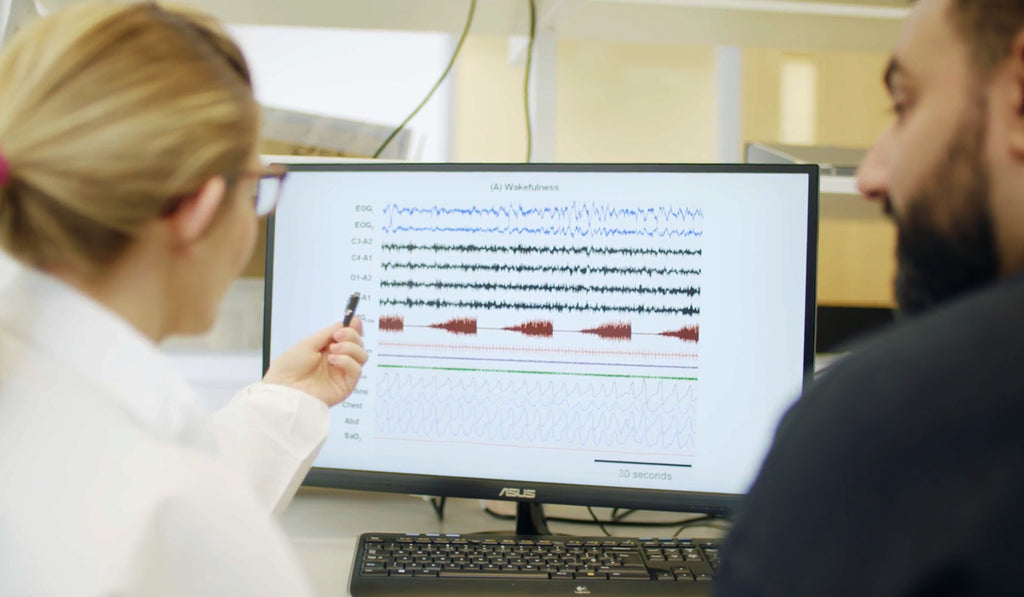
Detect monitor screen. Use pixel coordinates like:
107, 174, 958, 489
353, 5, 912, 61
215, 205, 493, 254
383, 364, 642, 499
264, 163, 818, 518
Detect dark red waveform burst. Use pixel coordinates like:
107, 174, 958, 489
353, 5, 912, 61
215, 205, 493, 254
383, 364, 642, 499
503, 320, 554, 338
429, 318, 478, 335
660, 325, 699, 343
580, 321, 631, 341
379, 315, 405, 332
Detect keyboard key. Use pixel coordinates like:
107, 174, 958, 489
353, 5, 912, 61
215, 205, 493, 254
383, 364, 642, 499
609, 570, 652, 580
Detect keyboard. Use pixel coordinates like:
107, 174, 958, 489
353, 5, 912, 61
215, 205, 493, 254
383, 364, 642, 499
350, 532, 721, 596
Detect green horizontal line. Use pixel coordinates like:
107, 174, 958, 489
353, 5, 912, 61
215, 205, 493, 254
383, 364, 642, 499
379, 364, 697, 382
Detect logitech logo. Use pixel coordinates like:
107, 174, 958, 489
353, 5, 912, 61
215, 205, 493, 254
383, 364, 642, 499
573, 586, 592, 595
498, 487, 537, 499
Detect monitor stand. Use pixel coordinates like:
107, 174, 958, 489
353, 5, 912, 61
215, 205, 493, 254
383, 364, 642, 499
515, 502, 551, 535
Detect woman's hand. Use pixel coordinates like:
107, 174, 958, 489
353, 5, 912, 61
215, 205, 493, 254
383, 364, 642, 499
262, 318, 368, 407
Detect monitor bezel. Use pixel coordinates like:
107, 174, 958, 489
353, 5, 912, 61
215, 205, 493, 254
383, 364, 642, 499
262, 162, 819, 516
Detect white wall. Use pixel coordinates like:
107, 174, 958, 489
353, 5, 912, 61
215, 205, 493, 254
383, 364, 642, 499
227, 24, 454, 161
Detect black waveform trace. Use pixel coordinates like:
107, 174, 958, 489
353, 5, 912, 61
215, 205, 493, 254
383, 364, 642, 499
382, 202, 703, 239
379, 297, 701, 316
376, 372, 697, 453
382, 243, 701, 259
380, 261, 701, 277
380, 280, 701, 298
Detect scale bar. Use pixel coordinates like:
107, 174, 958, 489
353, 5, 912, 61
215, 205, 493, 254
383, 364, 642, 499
595, 459, 693, 468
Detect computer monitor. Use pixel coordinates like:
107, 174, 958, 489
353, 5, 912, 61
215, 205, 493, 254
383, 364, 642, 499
263, 163, 818, 532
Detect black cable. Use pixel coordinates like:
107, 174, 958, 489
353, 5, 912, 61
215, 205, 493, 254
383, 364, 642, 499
672, 515, 728, 538
372, 0, 477, 159
586, 506, 612, 537
523, 0, 537, 163
429, 496, 447, 521
612, 508, 638, 522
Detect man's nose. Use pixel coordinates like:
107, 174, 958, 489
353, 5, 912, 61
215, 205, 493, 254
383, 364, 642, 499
856, 128, 894, 204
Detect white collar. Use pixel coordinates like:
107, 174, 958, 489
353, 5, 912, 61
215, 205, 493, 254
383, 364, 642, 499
0, 248, 19, 287
0, 263, 217, 452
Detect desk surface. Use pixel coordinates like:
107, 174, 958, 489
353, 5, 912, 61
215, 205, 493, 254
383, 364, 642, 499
281, 487, 730, 597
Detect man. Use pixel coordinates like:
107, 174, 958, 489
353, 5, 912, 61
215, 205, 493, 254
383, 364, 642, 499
716, 1, 1024, 595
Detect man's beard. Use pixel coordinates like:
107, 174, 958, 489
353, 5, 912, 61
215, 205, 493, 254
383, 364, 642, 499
891, 111, 1000, 317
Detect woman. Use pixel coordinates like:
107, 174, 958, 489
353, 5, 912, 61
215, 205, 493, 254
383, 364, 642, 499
0, 2, 367, 594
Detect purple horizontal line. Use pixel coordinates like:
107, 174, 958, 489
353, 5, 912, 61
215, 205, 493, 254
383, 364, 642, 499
377, 354, 699, 370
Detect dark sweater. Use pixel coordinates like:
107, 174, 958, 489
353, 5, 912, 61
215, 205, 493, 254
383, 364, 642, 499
716, 272, 1024, 597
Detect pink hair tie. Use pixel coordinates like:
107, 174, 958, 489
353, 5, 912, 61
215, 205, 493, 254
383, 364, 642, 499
0, 145, 9, 187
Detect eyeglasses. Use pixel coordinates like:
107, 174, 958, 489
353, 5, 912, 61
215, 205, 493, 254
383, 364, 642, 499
160, 163, 288, 218
238, 163, 288, 217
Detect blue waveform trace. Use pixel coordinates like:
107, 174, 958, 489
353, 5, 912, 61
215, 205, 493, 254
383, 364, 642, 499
375, 372, 697, 453
381, 202, 704, 239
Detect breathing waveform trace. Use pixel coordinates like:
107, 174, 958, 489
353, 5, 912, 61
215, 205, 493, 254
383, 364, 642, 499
376, 372, 697, 453
379, 279, 701, 298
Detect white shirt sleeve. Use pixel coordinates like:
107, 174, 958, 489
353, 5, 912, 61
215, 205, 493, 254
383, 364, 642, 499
211, 382, 329, 516
115, 470, 317, 597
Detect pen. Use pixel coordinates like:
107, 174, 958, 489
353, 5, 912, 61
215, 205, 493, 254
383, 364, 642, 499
342, 292, 360, 327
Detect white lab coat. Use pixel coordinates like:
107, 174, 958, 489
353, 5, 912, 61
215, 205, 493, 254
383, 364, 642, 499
0, 255, 326, 596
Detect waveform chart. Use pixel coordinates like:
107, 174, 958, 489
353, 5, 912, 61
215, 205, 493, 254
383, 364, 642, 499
375, 371, 697, 455
374, 208, 703, 360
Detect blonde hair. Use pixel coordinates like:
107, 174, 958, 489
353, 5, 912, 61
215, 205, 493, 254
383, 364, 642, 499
0, 1, 258, 269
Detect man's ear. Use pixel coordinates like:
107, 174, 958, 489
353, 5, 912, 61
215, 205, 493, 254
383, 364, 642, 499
164, 176, 227, 247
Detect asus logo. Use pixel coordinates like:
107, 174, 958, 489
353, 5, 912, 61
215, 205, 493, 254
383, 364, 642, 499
498, 487, 537, 499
